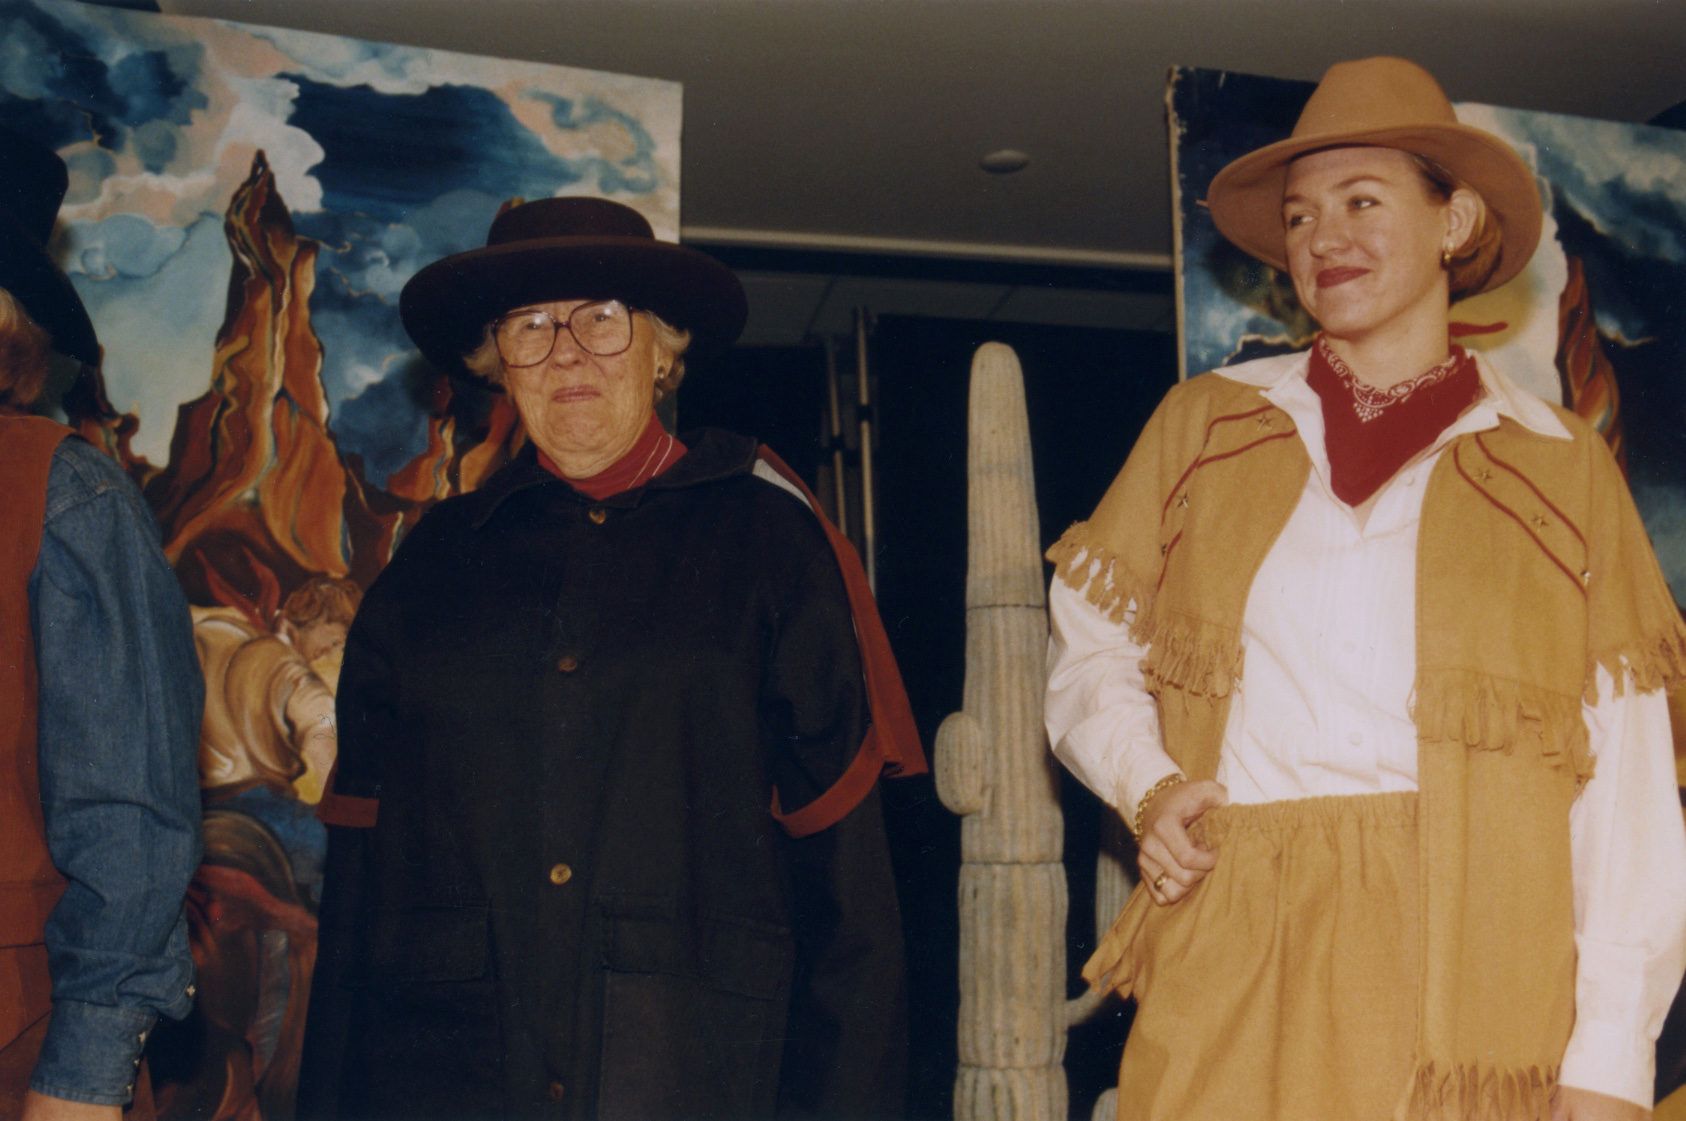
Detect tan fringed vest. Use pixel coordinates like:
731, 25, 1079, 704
0, 414, 73, 1052
1050, 355, 1686, 1120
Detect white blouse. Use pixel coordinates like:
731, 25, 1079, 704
1045, 355, 1686, 1107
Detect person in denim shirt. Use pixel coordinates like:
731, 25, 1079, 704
0, 124, 202, 1121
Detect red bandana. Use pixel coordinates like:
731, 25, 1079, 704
538, 412, 686, 499
1305, 335, 1481, 506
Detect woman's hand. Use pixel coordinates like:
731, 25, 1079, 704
1549, 1086, 1650, 1121
1136, 779, 1227, 905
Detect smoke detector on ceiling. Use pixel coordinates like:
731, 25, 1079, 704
979, 148, 1031, 174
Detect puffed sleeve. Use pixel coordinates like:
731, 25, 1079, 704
1559, 669, 1686, 1106
1044, 386, 1199, 815
1046, 577, 1179, 816
1554, 424, 1686, 1105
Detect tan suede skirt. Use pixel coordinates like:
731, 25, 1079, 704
1088, 792, 1421, 1121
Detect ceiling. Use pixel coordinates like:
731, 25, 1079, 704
151, 0, 1686, 346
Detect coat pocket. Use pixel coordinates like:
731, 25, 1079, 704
597, 905, 795, 1121
361, 903, 505, 1118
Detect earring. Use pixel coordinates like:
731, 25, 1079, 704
1440, 244, 1454, 269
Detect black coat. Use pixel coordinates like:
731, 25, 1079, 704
299, 431, 907, 1120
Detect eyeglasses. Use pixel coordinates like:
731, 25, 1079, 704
491, 300, 635, 367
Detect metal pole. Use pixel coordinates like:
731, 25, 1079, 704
853, 307, 876, 593
823, 335, 848, 532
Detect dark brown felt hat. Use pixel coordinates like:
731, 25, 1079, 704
401, 197, 747, 374
0, 124, 99, 365
1206, 57, 1543, 294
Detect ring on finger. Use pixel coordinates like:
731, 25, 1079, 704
1152, 871, 1168, 891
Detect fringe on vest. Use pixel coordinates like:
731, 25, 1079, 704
1585, 619, 1686, 705
1139, 610, 1243, 700
1047, 528, 1144, 629
1048, 525, 1241, 699
1398, 1060, 1556, 1121
1411, 669, 1595, 785
1051, 523, 1683, 774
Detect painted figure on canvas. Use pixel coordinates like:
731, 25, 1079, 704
196, 575, 362, 905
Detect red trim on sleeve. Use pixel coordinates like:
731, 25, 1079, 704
314, 761, 379, 828
771, 725, 891, 839
1453, 444, 1586, 596
756, 446, 927, 836
1473, 432, 1585, 545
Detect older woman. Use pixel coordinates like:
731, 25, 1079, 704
300, 198, 920, 1119
1046, 59, 1686, 1121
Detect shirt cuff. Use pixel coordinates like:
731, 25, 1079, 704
1557, 1018, 1654, 1109
28, 1000, 159, 1107
1116, 746, 1184, 820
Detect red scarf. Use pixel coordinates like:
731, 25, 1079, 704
1306, 335, 1481, 506
538, 413, 685, 499
754, 446, 928, 837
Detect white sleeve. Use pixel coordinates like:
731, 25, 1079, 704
1558, 666, 1686, 1107
1045, 575, 1180, 817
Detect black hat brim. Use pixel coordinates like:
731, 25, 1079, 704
0, 208, 98, 366
400, 236, 747, 376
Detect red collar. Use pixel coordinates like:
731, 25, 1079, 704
537, 413, 686, 499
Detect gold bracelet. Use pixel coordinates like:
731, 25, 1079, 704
1131, 772, 1187, 841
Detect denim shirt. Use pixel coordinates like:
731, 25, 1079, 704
26, 437, 202, 1106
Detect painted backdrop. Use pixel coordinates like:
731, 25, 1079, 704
1169, 65, 1686, 613
0, 0, 680, 1115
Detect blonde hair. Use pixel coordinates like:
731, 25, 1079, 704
0, 287, 53, 409
1410, 154, 1505, 300
462, 306, 692, 402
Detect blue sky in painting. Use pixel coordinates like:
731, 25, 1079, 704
281, 77, 659, 481
0, 2, 206, 151
283, 77, 579, 479
286, 77, 581, 223
0, 0, 676, 480
530, 91, 664, 195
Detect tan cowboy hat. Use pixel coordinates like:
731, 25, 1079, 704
401, 197, 746, 376
1206, 56, 1542, 293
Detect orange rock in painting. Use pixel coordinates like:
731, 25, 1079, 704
1555, 254, 1624, 468
143, 151, 348, 606
67, 151, 526, 609
454, 394, 523, 494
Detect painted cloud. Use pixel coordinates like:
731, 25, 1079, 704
0, 0, 680, 475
